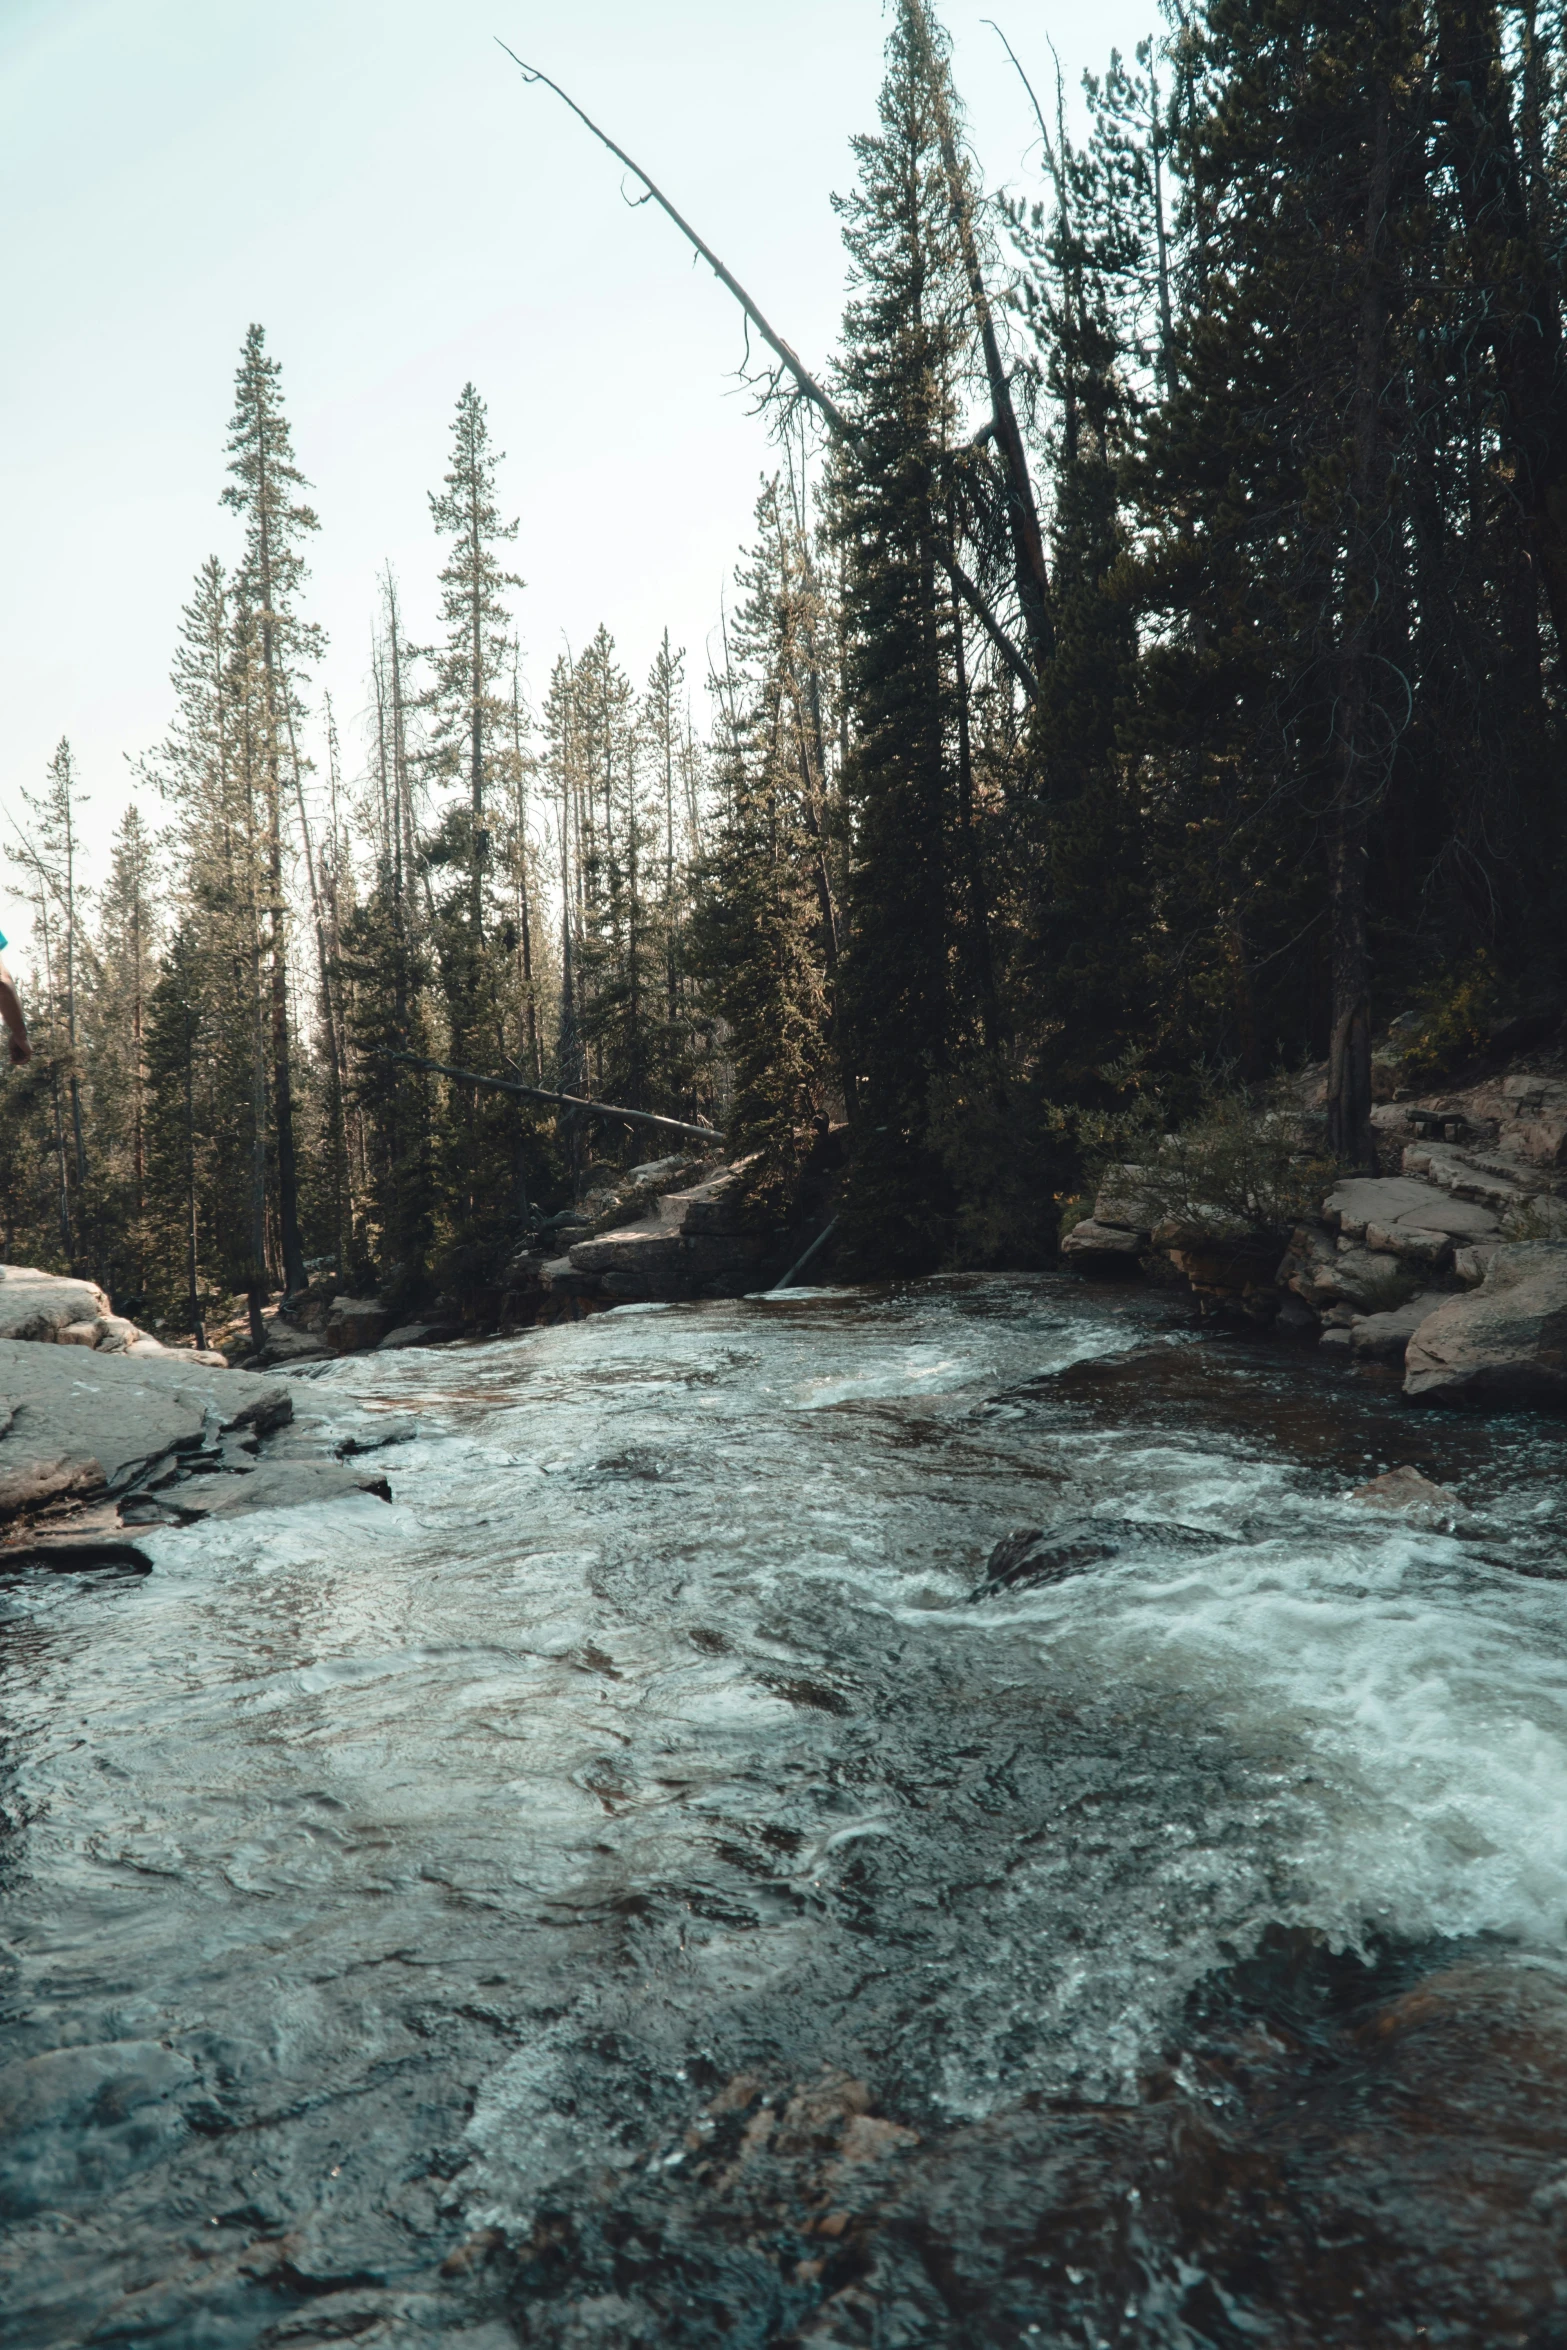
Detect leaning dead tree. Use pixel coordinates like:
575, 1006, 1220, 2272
371, 1050, 725, 1147
905, 0, 1055, 670
497, 40, 1050, 708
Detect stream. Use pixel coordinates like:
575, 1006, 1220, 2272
3, 1274, 1567, 2348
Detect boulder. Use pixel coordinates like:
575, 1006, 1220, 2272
57, 1322, 101, 1349
1392, 1196, 1499, 1239
569, 1224, 685, 1283
1348, 1290, 1454, 1360
378, 1320, 464, 1351
325, 1296, 393, 1354
0, 1341, 290, 1519
1347, 1465, 1475, 1532
1363, 1221, 1451, 1267
1092, 1168, 1159, 1235
1284, 1226, 1418, 1313
1404, 1243, 1567, 1409
1060, 1219, 1146, 1261
1402, 1143, 1528, 1214
250, 1325, 332, 1368
668, 1171, 752, 1237
93, 1315, 141, 1354
0, 1266, 111, 1344
1522, 1118, 1567, 1168
1453, 1243, 1499, 1287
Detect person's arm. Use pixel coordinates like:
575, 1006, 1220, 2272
0, 960, 31, 1065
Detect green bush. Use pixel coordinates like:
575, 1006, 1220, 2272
1083, 1076, 1340, 1236
1392, 953, 1500, 1087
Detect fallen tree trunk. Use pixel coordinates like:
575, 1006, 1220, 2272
369, 1050, 726, 1147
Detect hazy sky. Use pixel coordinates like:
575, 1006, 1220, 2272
0, 0, 1155, 960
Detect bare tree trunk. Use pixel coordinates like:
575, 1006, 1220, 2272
950, 584, 1001, 1056
185, 1027, 206, 1351
285, 690, 352, 1280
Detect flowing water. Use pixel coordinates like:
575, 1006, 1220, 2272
3, 1275, 1567, 2348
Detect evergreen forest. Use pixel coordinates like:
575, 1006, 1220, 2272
6, 0, 1564, 1334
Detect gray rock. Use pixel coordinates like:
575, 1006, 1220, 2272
1405, 1243, 1567, 1408
672, 1171, 751, 1236
570, 1224, 685, 1281
0, 1265, 111, 1344
1402, 1143, 1529, 1213
1522, 1117, 1567, 1168
1364, 1221, 1451, 1266
250, 1323, 332, 1368
1061, 1218, 1146, 1260
1394, 1197, 1500, 1239
170, 1461, 393, 1519
1348, 1290, 1454, 1360
1453, 1243, 1499, 1287
1092, 1167, 1159, 1234
377, 1321, 464, 1351
1287, 1227, 1418, 1312
1324, 1176, 1448, 1239
0, 1340, 290, 1519
326, 1296, 394, 1353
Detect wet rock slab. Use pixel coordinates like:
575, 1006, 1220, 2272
0, 1338, 290, 1520
500, 1938, 1567, 2350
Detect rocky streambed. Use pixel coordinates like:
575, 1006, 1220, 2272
3, 1275, 1567, 2346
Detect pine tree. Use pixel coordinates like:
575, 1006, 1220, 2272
222, 322, 322, 1289
83, 805, 160, 1301
696, 482, 832, 1213
831, 0, 965, 1268
426, 383, 524, 946
10, 740, 92, 1269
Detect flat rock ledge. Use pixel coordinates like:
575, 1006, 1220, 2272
1064, 1069, 1567, 1412
0, 1340, 401, 1568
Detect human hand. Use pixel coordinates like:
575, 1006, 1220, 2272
8, 1034, 31, 1066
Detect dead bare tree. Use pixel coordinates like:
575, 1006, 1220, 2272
905, 0, 1055, 669
497, 42, 1046, 709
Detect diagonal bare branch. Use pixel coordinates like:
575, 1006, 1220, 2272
498, 41, 1045, 707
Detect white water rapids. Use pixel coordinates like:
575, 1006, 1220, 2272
2, 1274, 1565, 2345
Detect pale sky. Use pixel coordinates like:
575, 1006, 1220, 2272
0, 0, 1156, 961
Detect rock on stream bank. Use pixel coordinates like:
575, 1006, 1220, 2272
1065, 1068, 1567, 1409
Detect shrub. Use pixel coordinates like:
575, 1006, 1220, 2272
1392, 953, 1501, 1087
1083, 1077, 1341, 1236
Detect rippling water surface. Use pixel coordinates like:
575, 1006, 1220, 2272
4, 1276, 1567, 2347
